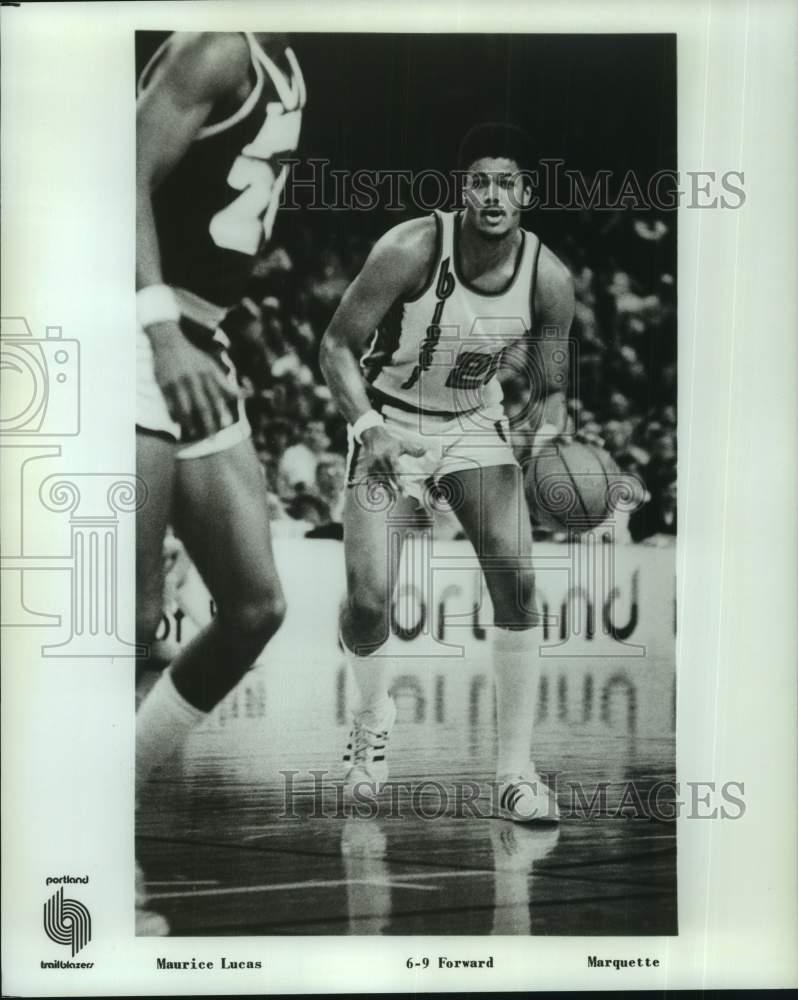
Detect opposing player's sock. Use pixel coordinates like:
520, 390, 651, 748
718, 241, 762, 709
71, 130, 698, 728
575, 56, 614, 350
492, 626, 538, 777
136, 669, 207, 800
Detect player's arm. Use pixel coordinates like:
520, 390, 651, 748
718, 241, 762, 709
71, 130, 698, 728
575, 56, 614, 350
136, 32, 251, 440
319, 219, 433, 485
533, 246, 575, 436
505, 245, 575, 450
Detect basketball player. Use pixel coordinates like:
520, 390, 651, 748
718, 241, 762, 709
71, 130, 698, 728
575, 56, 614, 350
134, 31, 306, 931
320, 123, 573, 823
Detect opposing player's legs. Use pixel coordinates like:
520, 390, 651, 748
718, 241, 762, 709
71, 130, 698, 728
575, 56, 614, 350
339, 482, 417, 790
136, 438, 286, 800
445, 463, 558, 822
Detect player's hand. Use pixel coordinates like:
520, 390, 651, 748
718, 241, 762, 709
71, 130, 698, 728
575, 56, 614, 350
146, 321, 242, 441
361, 424, 427, 494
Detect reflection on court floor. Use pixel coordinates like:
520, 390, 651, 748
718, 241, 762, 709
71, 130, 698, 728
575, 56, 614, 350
136, 646, 676, 936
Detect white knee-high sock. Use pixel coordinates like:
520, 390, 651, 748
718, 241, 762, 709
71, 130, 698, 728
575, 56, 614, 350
136, 670, 206, 801
492, 626, 539, 777
342, 634, 391, 725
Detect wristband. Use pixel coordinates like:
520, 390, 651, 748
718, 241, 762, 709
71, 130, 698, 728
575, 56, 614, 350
137, 284, 181, 328
352, 409, 384, 444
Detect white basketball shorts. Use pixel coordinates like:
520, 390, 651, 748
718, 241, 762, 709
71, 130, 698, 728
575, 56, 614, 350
346, 395, 518, 502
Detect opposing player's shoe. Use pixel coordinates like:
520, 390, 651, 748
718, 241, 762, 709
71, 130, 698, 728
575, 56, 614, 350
494, 770, 560, 824
342, 699, 397, 797
135, 860, 169, 936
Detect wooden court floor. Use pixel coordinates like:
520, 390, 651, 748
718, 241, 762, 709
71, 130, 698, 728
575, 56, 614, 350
136, 653, 676, 936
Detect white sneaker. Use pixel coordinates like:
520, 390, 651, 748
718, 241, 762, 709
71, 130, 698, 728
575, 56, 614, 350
135, 860, 169, 936
495, 770, 560, 824
342, 699, 397, 797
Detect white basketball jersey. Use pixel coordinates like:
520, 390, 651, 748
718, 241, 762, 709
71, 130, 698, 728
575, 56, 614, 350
362, 210, 542, 415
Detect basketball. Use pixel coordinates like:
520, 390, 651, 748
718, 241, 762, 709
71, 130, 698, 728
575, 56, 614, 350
525, 440, 630, 532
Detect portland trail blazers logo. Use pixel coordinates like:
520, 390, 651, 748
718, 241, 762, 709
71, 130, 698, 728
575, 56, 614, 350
43, 886, 91, 956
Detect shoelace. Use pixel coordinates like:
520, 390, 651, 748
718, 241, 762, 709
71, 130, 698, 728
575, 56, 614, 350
348, 719, 384, 765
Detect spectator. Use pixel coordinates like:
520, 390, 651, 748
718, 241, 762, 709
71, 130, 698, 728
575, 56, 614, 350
284, 492, 344, 539
602, 419, 633, 454
632, 477, 676, 544
315, 452, 346, 524
278, 419, 331, 494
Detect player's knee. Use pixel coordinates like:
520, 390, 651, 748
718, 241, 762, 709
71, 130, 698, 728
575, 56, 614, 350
491, 571, 537, 628
480, 524, 531, 560
219, 588, 286, 645
242, 591, 287, 641
347, 593, 391, 644
518, 570, 536, 610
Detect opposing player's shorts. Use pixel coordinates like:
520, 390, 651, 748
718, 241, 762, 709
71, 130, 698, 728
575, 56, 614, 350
136, 288, 250, 460
346, 392, 517, 502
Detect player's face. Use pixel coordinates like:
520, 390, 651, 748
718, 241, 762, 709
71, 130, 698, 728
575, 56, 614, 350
462, 156, 530, 239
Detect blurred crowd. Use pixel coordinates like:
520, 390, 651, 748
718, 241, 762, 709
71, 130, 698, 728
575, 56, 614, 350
223, 209, 677, 544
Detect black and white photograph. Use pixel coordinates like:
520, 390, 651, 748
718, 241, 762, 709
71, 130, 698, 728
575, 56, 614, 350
1, 1, 796, 994
133, 29, 679, 937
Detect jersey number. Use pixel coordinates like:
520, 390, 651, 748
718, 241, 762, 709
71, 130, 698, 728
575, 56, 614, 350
209, 158, 288, 255
445, 350, 503, 389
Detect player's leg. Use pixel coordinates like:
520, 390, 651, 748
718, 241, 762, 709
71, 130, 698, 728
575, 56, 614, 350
340, 476, 417, 788
135, 324, 182, 677
341, 479, 418, 654
444, 462, 558, 821
135, 429, 193, 806
169, 437, 286, 709
135, 437, 285, 800
136, 431, 176, 654
446, 463, 538, 774
134, 430, 176, 936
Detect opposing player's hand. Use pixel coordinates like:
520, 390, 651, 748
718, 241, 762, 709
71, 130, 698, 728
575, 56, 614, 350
146, 321, 242, 441
360, 424, 427, 494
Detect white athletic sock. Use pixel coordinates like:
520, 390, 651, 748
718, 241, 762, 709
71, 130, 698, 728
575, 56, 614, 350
342, 633, 391, 726
492, 626, 539, 778
136, 670, 207, 800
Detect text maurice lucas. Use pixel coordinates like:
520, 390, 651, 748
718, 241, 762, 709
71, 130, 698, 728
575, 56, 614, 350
156, 958, 262, 970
